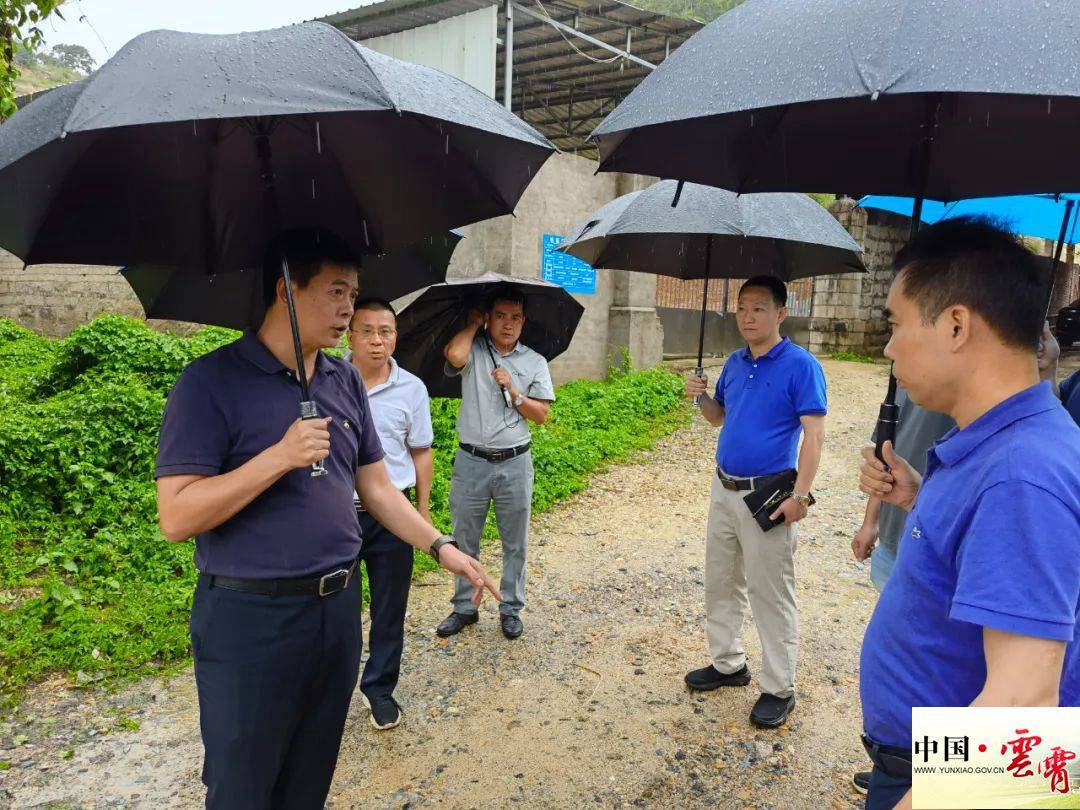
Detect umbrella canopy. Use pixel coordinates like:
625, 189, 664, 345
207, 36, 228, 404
122, 231, 463, 331
0, 22, 553, 271
858, 195, 1080, 243
592, 0, 1080, 199
394, 272, 584, 398
559, 181, 864, 280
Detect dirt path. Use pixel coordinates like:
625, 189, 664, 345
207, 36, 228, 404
1, 359, 890, 809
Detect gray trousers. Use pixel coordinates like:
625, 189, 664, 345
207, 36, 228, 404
449, 448, 533, 617
705, 470, 798, 698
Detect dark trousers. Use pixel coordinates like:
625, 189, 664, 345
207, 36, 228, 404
866, 765, 912, 809
190, 570, 363, 810
358, 510, 414, 699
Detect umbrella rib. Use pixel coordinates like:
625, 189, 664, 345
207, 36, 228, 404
319, 22, 400, 114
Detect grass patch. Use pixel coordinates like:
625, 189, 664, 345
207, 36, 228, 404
829, 351, 878, 364
0, 315, 688, 701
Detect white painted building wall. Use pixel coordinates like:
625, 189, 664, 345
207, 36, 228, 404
359, 7, 497, 98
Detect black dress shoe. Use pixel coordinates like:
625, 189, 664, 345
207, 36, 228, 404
852, 771, 871, 795
750, 692, 795, 728
684, 664, 751, 691
436, 611, 478, 637
500, 614, 523, 639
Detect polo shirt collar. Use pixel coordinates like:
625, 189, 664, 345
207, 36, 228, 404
741, 336, 791, 362
495, 340, 526, 356
367, 357, 400, 395
236, 330, 337, 377
237, 330, 286, 374
931, 382, 1060, 468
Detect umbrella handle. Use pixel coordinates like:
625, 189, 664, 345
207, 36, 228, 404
873, 369, 899, 466
300, 400, 329, 477
483, 328, 514, 408
693, 365, 704, 407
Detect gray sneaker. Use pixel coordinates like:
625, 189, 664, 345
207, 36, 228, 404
362, 693, 402, 730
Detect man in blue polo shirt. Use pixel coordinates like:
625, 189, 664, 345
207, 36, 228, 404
1037, 321, 1080, 426
684, 275, 826, 729
155, 229, 499, 809
858, 217, 1080, 810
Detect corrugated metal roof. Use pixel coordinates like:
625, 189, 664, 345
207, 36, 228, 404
318, 0, 498, 40
320, 0, 702, 156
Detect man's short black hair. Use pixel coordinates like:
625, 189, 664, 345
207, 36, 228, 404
892, 215, 1045, 350
739, 275, 788, 308
349, 297, 396, 328
262, 228, 360, 309
485, 284, 527, 315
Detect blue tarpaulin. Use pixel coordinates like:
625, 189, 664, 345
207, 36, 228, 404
858, 195, 1080, 244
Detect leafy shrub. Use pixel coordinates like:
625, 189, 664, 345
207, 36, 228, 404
0, 315, 687, 699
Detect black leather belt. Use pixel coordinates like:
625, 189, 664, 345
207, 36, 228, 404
717, 468, 767, 491
861, 734, 912, 779
459, 442, 531, 464
203, 560, 357, 598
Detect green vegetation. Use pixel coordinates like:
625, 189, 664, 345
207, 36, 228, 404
829, 351, 877, 364
2, 2, 69, 118
0, 315, 689, 700
12, 41, 91, 97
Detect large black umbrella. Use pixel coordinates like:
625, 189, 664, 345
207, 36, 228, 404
593, 0, 1080, 201
121, 231, 463, 331
394, 272, 584, 398
591, 0, 1080, 457
0, 22, 553, 473
558, 180, 864, 389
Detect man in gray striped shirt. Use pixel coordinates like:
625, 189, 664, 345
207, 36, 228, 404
437, 287, 555, 640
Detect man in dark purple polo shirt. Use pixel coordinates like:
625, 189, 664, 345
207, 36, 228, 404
155, 229, 499, 810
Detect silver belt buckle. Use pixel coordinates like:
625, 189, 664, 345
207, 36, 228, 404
318, 567, 351, 596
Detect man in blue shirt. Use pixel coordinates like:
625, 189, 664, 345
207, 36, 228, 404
155, 229, 498, 809
1037, 321, 1080, 426
684, 275, 827, 729
858, 217, 1080, 810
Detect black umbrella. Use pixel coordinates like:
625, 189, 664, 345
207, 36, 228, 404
558, 180, 864, 394
593, 0, 1080, 201
121, 231, 463, 331
394, 272, 584, 399
591, 0, 1080, 457
0, 22, 553, 474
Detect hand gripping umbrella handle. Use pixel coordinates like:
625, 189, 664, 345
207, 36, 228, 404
483, 329, 514, 408
874, 370, 900, 466
693, 365, 704, 407
300, 400, 328, 477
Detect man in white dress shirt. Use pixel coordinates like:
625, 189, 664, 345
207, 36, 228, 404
347, 298, 434, 730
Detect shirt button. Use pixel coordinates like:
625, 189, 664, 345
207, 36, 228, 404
749, 374, 754, 379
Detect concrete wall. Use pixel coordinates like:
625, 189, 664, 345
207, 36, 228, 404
658, 308, 811, 358
0, 255, 161, 336
0, 154, 664, 384
805, 200, 904, 356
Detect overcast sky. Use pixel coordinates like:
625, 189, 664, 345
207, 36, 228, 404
36, 1, 371, 68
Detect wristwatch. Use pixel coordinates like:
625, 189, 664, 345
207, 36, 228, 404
428, 534, 458, 563
513, 392, 525, 407
792, 492, 813, 508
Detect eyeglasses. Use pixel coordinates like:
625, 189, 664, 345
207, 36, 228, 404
353, 327, 396, 340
